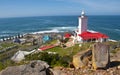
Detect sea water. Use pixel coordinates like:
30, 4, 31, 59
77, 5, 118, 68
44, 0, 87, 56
0, 16, 120, 40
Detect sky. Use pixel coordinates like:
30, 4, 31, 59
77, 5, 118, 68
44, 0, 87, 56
0, 0, 120, 18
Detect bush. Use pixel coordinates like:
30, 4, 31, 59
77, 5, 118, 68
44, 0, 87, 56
54, 55, 71, 67
25, 52, 69, 67
0, 62, 4, 71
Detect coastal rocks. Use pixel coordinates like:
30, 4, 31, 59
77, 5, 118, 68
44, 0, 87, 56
51, 69, 68, 75
73, 43, 110, 70
92, 43, 110, 70
51, 67, 72, 75
11, 50, 35, 62
0, 60, 50, 75
0, 60, 69, 75
72, 50, 92, 69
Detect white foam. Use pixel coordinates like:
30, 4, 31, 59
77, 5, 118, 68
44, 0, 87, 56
115, 29, 120, 32
1, 31, 18, 34
32, 29, 61, 34
87, 30, 98, 33
51, 27, 76, 31
0, 34, 10, 37
31, 26, 76, 34
108, 39, 117, 42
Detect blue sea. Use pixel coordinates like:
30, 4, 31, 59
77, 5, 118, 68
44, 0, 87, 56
0, 16, 120, 40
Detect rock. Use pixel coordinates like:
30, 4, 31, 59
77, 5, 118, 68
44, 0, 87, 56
0, 60, 50, 75
117, 66, 120, 69
11, 50, 35, 62
50, 68, 70, 75
92, 43, 110, 70
73, 50, 92, 69
52, 70, 60, 75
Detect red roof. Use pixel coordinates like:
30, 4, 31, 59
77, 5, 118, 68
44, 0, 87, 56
79, 31, 109, 40
39, 45, 56, 51
64, 33, 71, 38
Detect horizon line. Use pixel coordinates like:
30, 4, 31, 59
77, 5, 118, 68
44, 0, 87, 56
0, 14, 120, 19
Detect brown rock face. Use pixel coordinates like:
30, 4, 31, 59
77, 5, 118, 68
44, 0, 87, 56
73, 50, 92, 69
73, 43, 110, 70
0, 60, 50, 75
92, 43, 110, 70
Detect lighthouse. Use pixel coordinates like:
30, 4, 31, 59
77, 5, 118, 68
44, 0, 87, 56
64, 10, 108, 43
74, 10, 108, 43
78, 10, 88, 34
75, 10, 88, 42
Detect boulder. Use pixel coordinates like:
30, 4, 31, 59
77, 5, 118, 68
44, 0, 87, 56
11, 50, 35, 62
92, 43, 110, 70
73, 50, 92, 69
0, 60, 50, 75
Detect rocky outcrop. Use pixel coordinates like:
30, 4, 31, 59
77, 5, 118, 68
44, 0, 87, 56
92, 43, 110, 70
73, 43, 110, 70
0, 60, 69, 75
0, 60, 50, 75
11, 50, 35, 62
73, 50, 92, 69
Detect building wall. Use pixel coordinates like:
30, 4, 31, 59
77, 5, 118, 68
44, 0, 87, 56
78, 16, 88, 34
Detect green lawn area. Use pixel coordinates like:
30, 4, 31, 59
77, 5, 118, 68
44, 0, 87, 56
0, 42, 17, 50
45, 42, 94, 57
43, 40, 58, 46
0, 40, 119, 70
25, 41, 94, 67
45, 45, 79, 56
42, 39, 94, 57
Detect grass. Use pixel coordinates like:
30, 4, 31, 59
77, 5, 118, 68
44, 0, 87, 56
45, 42, 94, 57
0, 42, 17, 50
24, 42, 94, 68
1, 40, 120, 71
45, 44, 79, 56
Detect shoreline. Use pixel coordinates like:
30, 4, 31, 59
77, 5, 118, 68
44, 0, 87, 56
0, 31, 119, 42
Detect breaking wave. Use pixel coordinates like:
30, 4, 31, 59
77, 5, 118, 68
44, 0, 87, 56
32, 26, 76, 34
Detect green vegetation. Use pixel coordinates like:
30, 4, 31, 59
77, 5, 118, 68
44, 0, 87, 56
25, 42, 94, 67
0, 42, 17, 50
43, 40, 57, 46
25, 52, 70, 67
0, 40, 39, 71
0, 39, 120, 71
45, 44, 79, 56
104, 41, 120, 53
0, 59, 29, 71
0, 62, 4, 70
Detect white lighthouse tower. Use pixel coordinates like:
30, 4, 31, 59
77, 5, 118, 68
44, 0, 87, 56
73, 10, 108, 43
78, 10, 88, 34
74, 10, 88, 42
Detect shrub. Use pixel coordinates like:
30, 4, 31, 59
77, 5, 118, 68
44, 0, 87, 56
25, 52, 69, 67
0, 62, 4, 71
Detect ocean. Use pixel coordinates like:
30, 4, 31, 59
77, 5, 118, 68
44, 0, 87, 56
0, 16, 120, 40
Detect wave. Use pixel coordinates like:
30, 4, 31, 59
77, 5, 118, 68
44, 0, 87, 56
0, 34, 10, 37
49, 26, 77, 31
100, 27, 112, 31
32, 29, 60, 34
115, 29, 120, 32
0, 31, 19, 34
108, 39, 117, 42
32, 26, 77, 34
87, 30, 98, 33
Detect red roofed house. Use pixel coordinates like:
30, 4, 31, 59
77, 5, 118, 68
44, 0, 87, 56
74, 10, 109, 43
64, 33, 71, 38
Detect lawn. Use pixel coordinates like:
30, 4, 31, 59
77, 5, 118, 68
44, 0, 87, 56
0, 42, 17, 50
25, 41, 94, 67
44, 42, 94, 57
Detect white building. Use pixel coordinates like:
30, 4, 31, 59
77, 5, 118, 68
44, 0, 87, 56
74, 11, 108, 43
78, 10, 88, 34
